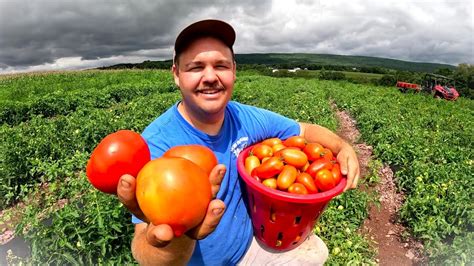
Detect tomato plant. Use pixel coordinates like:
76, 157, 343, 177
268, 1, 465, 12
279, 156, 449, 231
163, 144, 218, 176
86, 130, 150, 194
136, 157, 212, 237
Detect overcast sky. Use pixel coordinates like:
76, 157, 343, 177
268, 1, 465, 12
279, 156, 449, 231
0, 0, 472, 74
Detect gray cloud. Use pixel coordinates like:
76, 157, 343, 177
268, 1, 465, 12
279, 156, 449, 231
0, 0, 472, 73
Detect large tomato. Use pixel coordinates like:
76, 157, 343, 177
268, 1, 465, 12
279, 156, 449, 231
136, 157, 212, 237
163, 145, 218, 176
86, 130, 150, 194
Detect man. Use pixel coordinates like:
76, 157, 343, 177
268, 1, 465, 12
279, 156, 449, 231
117, 19, 360, 265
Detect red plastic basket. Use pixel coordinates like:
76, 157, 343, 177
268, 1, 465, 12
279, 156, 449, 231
237, 145, 346, 251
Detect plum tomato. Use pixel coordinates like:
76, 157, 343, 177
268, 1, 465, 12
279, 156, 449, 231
283, 136, 307, 149
276, 165, 298, 190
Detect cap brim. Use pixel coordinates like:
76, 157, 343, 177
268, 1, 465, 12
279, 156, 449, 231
174, 19, 235, 55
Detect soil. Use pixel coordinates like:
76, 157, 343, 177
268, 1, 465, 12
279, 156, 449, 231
333, 104, 426, 265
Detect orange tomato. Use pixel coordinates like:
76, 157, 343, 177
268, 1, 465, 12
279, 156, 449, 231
279, 148, 308, 168
261, 137, 282, 147
315, 169, 336, 192
262, 178, 277, 190
303, 142, 324, 161
283, 136, 307, 149
163, 144, 217, 176
136, 157, 212, 237
251, 144, 273, 160
288, 183, 308, 194
296, 172, 318, 193
321, 148, 334, 161
271, 143, 286, 154
331, 163, 342, 185
245, 155, 260, 175
276, 165, 298, 190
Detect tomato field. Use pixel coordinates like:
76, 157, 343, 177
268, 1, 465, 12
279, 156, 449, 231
0, 69, 472, 265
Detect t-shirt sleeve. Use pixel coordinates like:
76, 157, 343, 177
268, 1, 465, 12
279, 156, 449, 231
234, 102, 301, 143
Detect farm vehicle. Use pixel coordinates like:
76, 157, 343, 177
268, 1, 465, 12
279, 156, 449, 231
396, 73, 459, 101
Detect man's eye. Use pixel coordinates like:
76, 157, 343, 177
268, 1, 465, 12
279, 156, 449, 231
216, 65, 229, 69
189, 66, 203, 71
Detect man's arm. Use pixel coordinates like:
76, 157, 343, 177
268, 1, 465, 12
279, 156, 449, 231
298, 122, 360, 190
131, 223, 195, 266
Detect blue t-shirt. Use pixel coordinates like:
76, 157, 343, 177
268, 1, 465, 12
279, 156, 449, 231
134, 101, 300, 265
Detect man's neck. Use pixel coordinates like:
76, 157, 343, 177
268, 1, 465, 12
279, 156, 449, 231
177, 102, 225, 136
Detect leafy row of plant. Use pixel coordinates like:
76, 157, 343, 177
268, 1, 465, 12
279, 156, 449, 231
1, 71, 376, 264
327, 81, 473, 264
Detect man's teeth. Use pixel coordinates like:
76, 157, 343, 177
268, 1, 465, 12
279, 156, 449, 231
200, 89, 220, 94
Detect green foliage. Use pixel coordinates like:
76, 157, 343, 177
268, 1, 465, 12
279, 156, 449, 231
319, 70, 346, 81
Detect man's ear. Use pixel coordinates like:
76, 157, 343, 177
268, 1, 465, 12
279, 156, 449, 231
232, 61, 237, 81
172, 64, 180, 87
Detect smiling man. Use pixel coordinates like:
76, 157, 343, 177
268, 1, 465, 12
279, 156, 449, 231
117, 19, 360, 265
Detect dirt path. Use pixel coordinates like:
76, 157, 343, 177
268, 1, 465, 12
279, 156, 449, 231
333, 104, 425, 265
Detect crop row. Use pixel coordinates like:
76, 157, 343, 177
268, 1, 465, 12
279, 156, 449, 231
327, 81, 473, 264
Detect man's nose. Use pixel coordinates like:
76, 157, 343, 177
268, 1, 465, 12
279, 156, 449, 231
202, 66, 218, 84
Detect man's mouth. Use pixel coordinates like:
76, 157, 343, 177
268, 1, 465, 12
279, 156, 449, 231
196, 87, 225, 95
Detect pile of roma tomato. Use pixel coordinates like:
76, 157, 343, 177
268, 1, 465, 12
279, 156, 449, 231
244, 136, 343, 195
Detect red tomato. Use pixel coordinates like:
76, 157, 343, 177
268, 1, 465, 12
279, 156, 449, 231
305, 158, 333, 178
276, 165, 298, 190
136, 157, 212, 237
288, 183, 308, 194
279, 148, 308, 168
252, 157, 284, 179
163, 144, 217, 176
303, 142, 324, 161
251, 144, 273, 160
262, 178, 277, 190
296, 172, 318, 193
315, 169, 336, 192
331, 163, 342, 185
245, 155, 261, 175
86, 130, 150, 194
261, 138, 282, 147
321, 148, 334, 161
283, 136, 307, 149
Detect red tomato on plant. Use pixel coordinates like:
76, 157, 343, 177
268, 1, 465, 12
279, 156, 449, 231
136, 157, 212, 237
315, 169, 336, 192
276, 165, 298, 190
252, 156, 284, 179
283, 136, 307, 149
86, 130, 150, 194
163, 144, 217, 176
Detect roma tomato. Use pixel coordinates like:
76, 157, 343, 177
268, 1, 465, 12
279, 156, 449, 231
303, 142, 324, 161
262, 178, 277, 190
261, 137, 282, 147
86, 130, 150, 194
331, 163, 342, 185
305, 158, 333, 178
288, 183, 308, 194
296, 172, 318, 193
251, 144, 273, 160
163, 144, 217, 176
271, 143, 286, 154
253, 156, 284, 179
136, 157, 212, 237
245, 155, 261, 175
276, 165, 298, 190
315, 169, 336, 192
283, 136, 307, 149
321, 148, 334, 161
279, 148, 308, 168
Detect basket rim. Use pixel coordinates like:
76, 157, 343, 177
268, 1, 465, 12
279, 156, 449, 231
237, 144, 346, 203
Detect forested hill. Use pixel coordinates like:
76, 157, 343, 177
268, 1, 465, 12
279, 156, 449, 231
234, 53, 456, 73
97, 53, 456, 73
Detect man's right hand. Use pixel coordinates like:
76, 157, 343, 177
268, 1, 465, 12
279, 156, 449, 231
117, 164, 227, 247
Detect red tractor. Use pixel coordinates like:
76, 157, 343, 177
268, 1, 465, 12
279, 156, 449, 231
421, 73, 459, 100
396, 73, 459, 101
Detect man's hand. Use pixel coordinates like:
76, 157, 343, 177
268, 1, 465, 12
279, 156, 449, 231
336, 143, 360, 191
117, 164, 227, 247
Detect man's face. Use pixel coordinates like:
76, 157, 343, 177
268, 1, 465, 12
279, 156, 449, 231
173, 37, 236, 119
